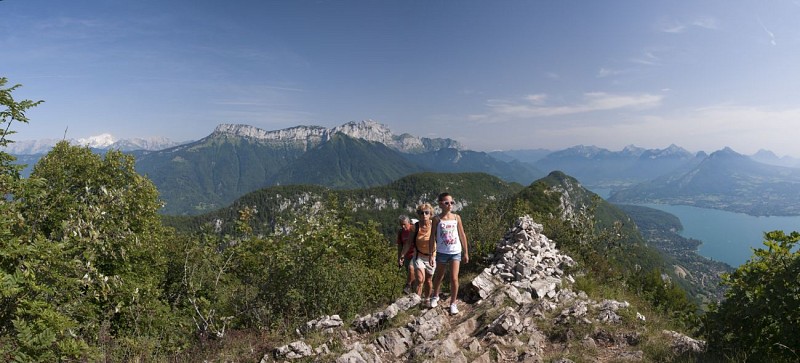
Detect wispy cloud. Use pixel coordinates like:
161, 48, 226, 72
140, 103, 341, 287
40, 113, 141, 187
630, 50, 663, 66
657, 16, 719, 33
469, 92, 663, 123
757, 17, 777, 46
659, 23, 686, 34
597, 67, 626, 78
692, 17, 719, 30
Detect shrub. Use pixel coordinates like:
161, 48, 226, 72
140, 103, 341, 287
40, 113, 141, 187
705, 230, 800, 361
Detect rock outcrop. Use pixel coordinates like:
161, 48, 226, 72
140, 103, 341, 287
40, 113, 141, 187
261, 215, 706, 362
213, 120, 461, 154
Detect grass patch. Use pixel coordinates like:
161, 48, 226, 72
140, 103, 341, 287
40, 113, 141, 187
166, 329, 280, 362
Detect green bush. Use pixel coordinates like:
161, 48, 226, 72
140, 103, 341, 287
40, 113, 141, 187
705, 230, 800, 361
164, 195, 404, 336
0, 140, 186, 359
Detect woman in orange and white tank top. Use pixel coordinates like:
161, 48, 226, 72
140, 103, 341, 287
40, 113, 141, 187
401, 202, 436, 299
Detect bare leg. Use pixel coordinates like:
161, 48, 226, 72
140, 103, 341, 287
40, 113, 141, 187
423, 272, 433, 298
414, 267, 425, 296
406, 265, 416, 290
449, 261, 461, 305
431, 262, 447, 298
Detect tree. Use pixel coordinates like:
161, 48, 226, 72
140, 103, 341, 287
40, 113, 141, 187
0, 78, 85, 361
0, 77, 43, 148
20, 142, 179, 356
705, 230, 800, 361
0, 121, 182, 359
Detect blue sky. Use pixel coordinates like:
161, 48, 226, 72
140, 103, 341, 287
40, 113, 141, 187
3, 0, 800, 156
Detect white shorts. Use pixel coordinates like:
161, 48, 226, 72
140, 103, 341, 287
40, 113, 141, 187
413, 255, 435, 275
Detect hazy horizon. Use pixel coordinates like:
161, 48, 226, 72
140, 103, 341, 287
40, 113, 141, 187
4, 1, 800, 156
4, 120, 791, 160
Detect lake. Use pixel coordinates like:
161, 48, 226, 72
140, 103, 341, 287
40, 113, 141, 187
637, 204, 800, 267
590, 188, 800, 267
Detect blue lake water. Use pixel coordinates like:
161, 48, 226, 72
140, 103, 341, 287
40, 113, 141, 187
589, 188, 800, 267
637, 204, 800, 267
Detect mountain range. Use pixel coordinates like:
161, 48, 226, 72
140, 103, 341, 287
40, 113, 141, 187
608, 147, 800, 216
2, 133, 183, 154
134, 120, 542, 214
527, 144, 708, 188
496, 144, 800, 216
7, 119, 800, 217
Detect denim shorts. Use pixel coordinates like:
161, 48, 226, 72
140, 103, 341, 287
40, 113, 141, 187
436, 252, 462, 264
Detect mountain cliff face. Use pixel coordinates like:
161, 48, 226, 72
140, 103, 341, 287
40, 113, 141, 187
211, 124, 328, 151
212, 120, 461, 154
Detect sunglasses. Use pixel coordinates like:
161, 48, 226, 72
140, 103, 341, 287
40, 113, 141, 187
440, 201, 455, 205
416, 210, 431, 215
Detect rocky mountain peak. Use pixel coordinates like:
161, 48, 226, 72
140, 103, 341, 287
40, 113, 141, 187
266, 215, 706, 362
330, 119, 394, 143
3, 134, 181, 154
709, 147, 745, 159
752, 149, 778, 159
76, 133, 115, 148
553, 145, 607, 158
621, 144, 645, 156
213, 123, 327, 141
212, 120, 461, 153
641, 144, 693, 160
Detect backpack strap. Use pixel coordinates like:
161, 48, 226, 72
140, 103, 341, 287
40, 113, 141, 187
410, 221, 420, 258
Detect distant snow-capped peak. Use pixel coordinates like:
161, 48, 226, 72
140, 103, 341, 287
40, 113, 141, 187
2, 134, 184, 154
76, 133, 116, 148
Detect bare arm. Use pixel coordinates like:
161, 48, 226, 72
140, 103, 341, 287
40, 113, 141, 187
396, 231, 403, 257
457, 214, 469, 263
430, 216, 440, 255
396, 230, 406, 267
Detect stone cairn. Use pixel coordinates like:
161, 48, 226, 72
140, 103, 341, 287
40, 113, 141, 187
470, 215, 576, 301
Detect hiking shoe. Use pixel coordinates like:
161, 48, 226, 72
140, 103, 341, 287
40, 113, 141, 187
403, 285, 412, 294
430, 296, 439, 308
449, 303, 459, 315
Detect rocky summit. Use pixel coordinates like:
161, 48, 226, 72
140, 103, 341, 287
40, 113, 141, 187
213, 120, 461, 154
264, 216, 705, 362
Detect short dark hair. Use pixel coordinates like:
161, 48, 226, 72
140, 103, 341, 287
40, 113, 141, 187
437, 192, 451, 201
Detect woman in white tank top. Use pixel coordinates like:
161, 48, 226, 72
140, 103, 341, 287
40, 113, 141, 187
429, 192, 469, 315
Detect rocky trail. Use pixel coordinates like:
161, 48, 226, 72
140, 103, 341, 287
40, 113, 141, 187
265, 216, 705, 363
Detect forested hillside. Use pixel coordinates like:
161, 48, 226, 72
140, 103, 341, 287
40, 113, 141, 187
615, 204, 733, 304
164, 172, 523, 239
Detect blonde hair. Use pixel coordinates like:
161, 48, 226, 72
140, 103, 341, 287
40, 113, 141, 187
416, 202, 434, 213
